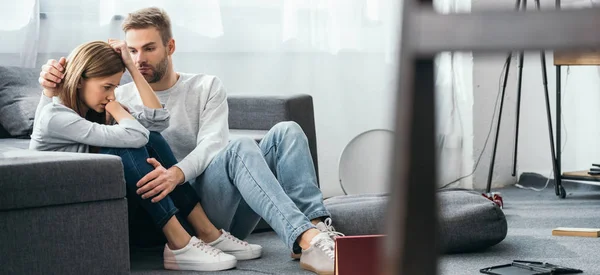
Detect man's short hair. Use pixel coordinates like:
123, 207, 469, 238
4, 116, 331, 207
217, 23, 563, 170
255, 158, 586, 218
122, 7, 172, 46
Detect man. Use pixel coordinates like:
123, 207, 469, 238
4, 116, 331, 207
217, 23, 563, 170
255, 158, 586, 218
39, 7, 340, 275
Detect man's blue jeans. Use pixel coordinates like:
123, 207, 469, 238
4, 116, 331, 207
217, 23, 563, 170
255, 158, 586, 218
100, 131, 199, 241
193, 122, 331, 252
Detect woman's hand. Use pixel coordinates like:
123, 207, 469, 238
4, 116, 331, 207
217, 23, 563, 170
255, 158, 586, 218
105, 100, 134, 123
108, 39, 134, 70
104, 102, 130, 124
105, 100, 125, 114
105, 111, 113, 125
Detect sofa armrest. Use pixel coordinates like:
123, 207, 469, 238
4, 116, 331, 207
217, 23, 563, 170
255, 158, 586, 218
227, 94, 319, 185
0, 149, 126, 211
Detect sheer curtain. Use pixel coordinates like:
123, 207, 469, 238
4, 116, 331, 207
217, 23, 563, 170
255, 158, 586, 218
99, 0, 223, 38
1, 0, 115, 68
0, 0, 39, 67
434, 0, 474, 189
282, 0, 384, 54
2, 0, 474, 195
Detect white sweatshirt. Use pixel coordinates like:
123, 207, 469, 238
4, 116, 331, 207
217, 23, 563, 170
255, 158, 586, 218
116, 73, 230, 182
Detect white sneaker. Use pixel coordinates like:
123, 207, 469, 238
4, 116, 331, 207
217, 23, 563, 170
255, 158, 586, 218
300, 232, 335, 275
209, 229, 262, 260
292, 218, 344, 259
163, 236, 237, 271
315, 218, 345, 240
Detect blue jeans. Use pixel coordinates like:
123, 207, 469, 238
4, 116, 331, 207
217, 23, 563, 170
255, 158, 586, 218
100, 132, 200, 233
192, 121, 330, 252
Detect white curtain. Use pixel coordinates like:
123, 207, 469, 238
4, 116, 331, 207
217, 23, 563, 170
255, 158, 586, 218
0, 0, 39, 67
99, 0, 223, 38
1, 0, 474, 195
282, 0, 384, 54
434, 0, 474, 189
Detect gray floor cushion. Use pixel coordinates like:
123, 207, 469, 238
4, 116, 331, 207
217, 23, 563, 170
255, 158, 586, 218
324, 189, 507, 254
438, 189, 507, 253
324, 194, 388, 236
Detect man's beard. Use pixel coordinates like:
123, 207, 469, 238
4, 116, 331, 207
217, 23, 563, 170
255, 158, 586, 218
141, 55, 169, 83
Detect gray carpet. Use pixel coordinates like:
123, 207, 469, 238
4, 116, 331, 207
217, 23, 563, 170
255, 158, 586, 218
131, 231, 310, 275
440, 182, 600, 275
132, 182, 600, 274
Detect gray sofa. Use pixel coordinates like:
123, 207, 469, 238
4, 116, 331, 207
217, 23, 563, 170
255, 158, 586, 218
0, 66, 319, 275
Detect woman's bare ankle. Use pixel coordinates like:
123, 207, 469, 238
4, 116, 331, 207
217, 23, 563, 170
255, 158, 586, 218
165, 233, 192, 250
163, 216, 192, 250
298, 228, 321, 250
197, 228, 222, 243
187, 204, 223, 243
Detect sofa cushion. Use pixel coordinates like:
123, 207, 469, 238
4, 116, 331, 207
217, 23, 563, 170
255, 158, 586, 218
0, 138, 31, 149
0, 148, 126, 211
0, 66, 40, 137
324, 190, 507, 254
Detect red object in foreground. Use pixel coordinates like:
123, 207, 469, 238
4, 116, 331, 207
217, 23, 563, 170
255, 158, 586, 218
483, 192, 504, 209
334, 235, 384, 275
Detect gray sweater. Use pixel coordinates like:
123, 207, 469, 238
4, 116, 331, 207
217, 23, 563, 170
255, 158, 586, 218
29, 94, 170, 153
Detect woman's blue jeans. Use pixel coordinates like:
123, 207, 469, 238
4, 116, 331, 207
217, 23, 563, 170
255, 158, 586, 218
100, 132, 199, 244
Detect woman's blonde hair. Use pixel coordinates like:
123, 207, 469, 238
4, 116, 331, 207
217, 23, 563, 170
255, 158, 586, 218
58, 41, 126, 123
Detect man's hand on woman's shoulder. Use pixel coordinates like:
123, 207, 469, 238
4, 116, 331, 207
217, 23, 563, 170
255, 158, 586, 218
39, 57, 66, 97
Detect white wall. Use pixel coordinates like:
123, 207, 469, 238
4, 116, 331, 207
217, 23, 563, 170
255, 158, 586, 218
472, 0, 600, 190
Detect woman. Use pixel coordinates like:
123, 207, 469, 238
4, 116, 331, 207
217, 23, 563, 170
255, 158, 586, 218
30, 41, 261, 272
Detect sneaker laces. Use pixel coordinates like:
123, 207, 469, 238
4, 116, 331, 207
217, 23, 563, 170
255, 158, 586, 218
192, 239, 223, 257
322, 218, 345, 239
314, 236, 335, 260
223, 231, 249, 246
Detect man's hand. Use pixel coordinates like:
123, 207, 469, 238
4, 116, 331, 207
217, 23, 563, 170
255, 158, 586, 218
108, 39, 134, 69
136, 158, 186, 203
39, 57, 66, 97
